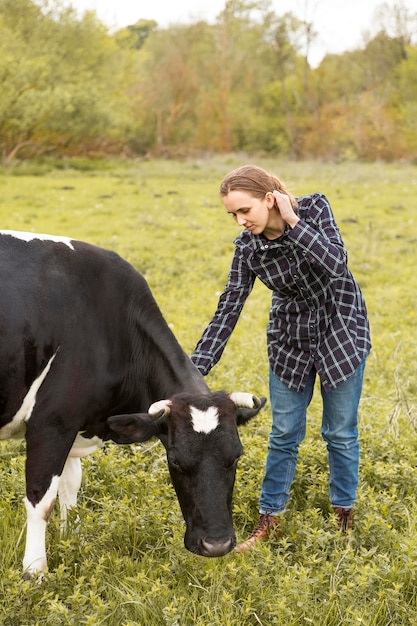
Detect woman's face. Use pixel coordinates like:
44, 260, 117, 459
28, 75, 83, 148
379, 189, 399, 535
223, 190, 276, 235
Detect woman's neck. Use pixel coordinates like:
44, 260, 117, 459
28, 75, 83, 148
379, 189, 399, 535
263, 212, 286, 240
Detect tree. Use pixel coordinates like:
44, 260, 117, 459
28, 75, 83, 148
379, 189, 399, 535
0, 0, 133, 163
115, 19, 158, 50
369, 1, 417, 58
127, 22, 210, 155
1, 0, 416, 162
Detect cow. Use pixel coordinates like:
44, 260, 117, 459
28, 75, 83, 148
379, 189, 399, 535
0, 230, 266, 579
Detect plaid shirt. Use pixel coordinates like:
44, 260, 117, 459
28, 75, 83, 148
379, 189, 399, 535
191, 192, 371, 392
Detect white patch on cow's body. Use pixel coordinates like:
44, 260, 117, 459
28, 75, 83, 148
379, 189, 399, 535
190, 405, 219, 434
0, 229, 75, 250
58, 456, 82, 526
23, 475, 60, 576
0, 353, 57, 440
69, 433, 104, 458
229, 392, 256, 408
56, 436, 103, 525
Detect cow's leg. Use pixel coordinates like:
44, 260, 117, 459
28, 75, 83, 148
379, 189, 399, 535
23, 425, 77, 579
23, 475, 60, 579
58, 456, 82, 528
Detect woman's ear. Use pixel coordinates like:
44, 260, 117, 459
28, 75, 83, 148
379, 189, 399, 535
266, 191, 276, 209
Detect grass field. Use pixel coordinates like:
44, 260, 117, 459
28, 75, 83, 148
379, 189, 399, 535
0, 156, 417, 625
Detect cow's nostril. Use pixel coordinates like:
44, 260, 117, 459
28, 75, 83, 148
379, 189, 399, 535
200, 537, 234, 557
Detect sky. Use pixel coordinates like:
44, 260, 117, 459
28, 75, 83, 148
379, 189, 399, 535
66, 0, 417, 66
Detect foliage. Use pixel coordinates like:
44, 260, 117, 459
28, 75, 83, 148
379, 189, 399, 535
0, 0, 134, 163
0, 156, 417, 624
1, 0, 417, 163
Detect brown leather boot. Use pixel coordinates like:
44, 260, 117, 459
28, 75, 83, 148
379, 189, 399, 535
236, 514, 282, 552
333, 507, 353, 533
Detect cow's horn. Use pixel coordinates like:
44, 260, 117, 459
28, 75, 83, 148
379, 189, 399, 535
148, 399, 171, 418
229, 392, 261, 408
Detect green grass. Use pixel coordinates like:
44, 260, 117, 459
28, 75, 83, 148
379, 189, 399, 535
0, 157, 417, 625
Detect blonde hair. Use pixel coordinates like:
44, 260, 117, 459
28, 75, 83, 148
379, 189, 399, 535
219, 165, 297, 209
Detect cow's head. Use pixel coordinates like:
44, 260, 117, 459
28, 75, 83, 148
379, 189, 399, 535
108, 391, 266, 557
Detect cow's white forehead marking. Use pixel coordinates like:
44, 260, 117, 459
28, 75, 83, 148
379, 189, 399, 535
1, 230, 75, 250
190, 405, 219, 434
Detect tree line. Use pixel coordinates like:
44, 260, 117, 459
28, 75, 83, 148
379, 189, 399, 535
1, 0, 416, 164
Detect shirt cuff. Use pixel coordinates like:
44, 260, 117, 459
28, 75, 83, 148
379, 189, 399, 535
190, 354, 212, 376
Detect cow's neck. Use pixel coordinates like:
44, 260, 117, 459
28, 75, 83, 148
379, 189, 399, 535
148, 345, 209, 400
128, 304, 209, 407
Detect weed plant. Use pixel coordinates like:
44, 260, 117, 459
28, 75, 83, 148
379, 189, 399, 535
0, 157, 417, 625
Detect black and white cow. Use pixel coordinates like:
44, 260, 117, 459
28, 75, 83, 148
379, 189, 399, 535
0, 230, 265, 578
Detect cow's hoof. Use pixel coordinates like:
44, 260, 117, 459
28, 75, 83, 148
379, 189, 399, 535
22, 570, 45, 584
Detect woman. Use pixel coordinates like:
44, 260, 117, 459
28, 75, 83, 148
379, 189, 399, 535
191, 165, 371, 552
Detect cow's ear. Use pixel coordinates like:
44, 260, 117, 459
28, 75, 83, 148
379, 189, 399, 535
236, 396, 267, 426
108, 413, 167, 444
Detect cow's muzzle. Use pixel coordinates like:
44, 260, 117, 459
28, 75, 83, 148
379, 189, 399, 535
197, 536, 235, 557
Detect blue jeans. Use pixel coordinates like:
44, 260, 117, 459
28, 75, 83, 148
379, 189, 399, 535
259, 358, 367, 514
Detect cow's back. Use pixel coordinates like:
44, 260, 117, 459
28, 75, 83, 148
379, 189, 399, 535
0, 232, 142, 333
0, 232, 159, 430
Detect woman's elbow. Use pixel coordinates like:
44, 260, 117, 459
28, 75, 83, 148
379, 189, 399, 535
324, 250, 348, 277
